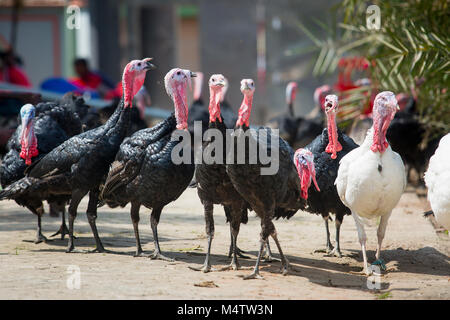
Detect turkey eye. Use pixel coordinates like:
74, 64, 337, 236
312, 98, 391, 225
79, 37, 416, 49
138, 63, 141, 67
251, 82, 254, 85
177, 71, 181, 75
212, 79, 215, 82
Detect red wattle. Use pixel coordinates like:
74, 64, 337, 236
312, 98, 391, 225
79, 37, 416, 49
20, 140, 38, 166
208, 89, 222, 123
371, 120, 389, 153
325, 112, 341, 159
236, 95, 253, 127
172, 83, 189, 130
296, 160, 310, 200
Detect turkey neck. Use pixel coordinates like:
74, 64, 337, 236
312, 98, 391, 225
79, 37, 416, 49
171, 83, 189, 130
371, 109, 391, 154
20, 118, 38, 165
193, 74, 203, 101
286, 89, 296, 117
103, 94, 132, 140
205, 88, 227, 159
232, 94, 253, 165
235, 94, 253, 130
208, 88, 222, 124
287, 101, 294, 117
326, 110, 338, 156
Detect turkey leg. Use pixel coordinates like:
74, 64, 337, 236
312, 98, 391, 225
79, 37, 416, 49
33, 206, 47, 244
86, 189, 105, 253
243, 216, 273, 280
352, 211, 371, 275
329, 218, 343, 257
376, 212, 391, 259
190, 201, 215, 272
50, 205, 72, 240
221, 206, 244, 271
130, 202, 148, 257
314, 215, 334, 254
66, 190, 85, 253
150, 206, 174, 261
263, 240, 280, 262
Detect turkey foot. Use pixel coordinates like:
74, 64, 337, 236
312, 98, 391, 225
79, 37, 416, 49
133, 249, 151, 257
220, 258, 240, 271
228, 244, 250, 259
280, 261, 289, 276
189, 264, 216, 273
65, 247, 85, 254
241, 238, 266, 280
87, 245, 107, 253
327, 247, 342, 258
349, 269, 373, 276
50, 223, 73, 240
151, 250, 174, 262
263, 241, 280, 262
354, 263, 377, 276
242, 271, 264, 280
264, 256, 281, 263
33, 215, 50, 244
314, 243, 334, 254
34, 232, 49, 244
349, 261, 373, 276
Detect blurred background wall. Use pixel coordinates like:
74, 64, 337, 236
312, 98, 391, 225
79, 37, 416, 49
0, 0, 338, 124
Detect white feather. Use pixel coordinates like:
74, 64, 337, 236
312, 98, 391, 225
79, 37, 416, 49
336, 128, 406, 221
424, 133, 450, 230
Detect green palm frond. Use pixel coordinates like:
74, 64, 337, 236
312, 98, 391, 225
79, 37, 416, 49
292, 0, 450, 135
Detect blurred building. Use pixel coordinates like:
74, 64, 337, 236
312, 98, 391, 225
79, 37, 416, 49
0, 0, 338, 123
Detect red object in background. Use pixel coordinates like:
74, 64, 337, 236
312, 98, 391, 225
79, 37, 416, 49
69, 71, 102, 91
335, 56, 370, 92
0, 65, 32, 87
104, 81, 123, 100
334, 56, 375, 115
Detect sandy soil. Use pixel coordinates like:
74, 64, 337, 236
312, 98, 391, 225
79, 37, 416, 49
0, 187, 448, 300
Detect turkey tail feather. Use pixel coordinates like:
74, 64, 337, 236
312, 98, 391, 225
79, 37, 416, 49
100, 161, 126, 201
0, 174, 70, 201
273, 207, 297, 220
0, 177, 35, 200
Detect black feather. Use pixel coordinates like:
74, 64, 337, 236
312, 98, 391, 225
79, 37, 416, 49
303, 128, 358, 222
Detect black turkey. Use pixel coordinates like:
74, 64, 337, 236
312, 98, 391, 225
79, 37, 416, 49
100, 68, 195, 260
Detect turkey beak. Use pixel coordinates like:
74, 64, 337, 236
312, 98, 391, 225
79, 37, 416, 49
145, 62, 156, 70
144, 59, 156, 70
396, 104, 400, 111
20, 114, 33, 142
21, 114, 33, 131
243, 83, 251, 91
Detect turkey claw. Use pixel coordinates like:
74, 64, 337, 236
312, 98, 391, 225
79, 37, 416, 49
188, 265, 215, 273
242, 271, 264, 280
50, 224, 74, 240
151, 252, 174, 262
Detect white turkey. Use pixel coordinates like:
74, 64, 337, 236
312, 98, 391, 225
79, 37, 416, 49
335, 91, 406, 275
424, 133, 450, 230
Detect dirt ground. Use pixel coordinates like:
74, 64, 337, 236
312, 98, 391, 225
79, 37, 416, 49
0, 187, 448, 300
